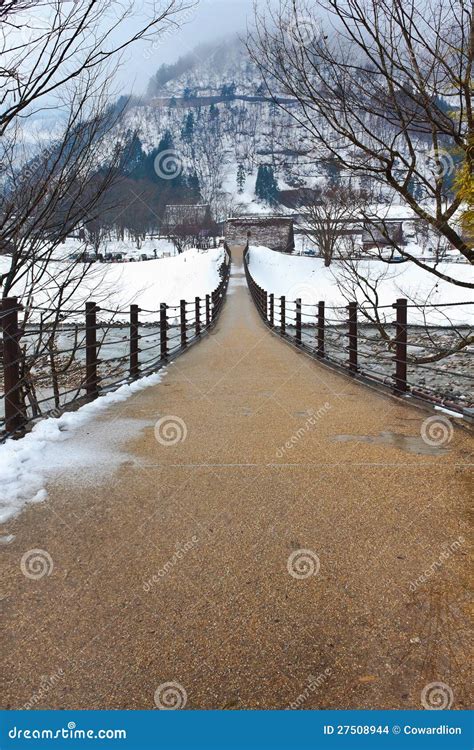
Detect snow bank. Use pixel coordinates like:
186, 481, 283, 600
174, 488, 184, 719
247, 246, 473, 327
54, 236, 178, 261
0, 247, 225, 323
0, 369, 166, 524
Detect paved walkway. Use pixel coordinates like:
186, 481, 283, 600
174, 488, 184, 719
1, 247, 472, 710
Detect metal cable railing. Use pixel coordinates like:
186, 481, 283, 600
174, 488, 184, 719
0, 247, 232, 439
243, 246, 472, 416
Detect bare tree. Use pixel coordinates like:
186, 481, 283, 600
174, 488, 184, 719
249, 0, 474, 286
0, 1, 193, 135
302, 185, 368, 266
0, 77, 123, 297
0, 0, 193, 425
335, 248, 473, 363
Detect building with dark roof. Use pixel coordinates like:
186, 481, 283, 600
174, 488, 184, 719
362, 221, 404, 250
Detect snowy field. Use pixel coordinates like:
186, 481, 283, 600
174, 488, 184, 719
0, 246, 225, 323
56, 236, 178, 261
247, 246, 473, 328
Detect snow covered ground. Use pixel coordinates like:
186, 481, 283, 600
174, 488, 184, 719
0, 369, 167, 526
0, 246, 225, 323
247, 246, 473, 327
0, 244, 229, 525
56, 236, 179, 261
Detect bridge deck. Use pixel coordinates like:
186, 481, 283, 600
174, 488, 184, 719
1, 246, 471, 710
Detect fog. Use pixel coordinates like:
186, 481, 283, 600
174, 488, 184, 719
119, 0, 268, 94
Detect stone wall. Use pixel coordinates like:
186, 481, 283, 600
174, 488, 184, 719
225, 218, 294, 253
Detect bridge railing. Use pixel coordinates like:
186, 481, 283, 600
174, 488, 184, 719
0, 250, 231, 439
243, 247, 473, 416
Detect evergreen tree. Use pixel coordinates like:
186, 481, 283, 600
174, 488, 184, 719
222, 82, 236, 99
144, 130, 184, 187
181, 112, 195, 142
322, 158, 341, 185
237, 164, 246, 194
255, 164, 265, 200
255, 165, 279, 204
407, 176, 424, 202
266, 166, 279, 204
187, 172, 201, 201
123, 132, 146, 178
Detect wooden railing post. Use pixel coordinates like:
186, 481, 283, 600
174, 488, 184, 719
195, 297, 201, 336
85, 301, 99, 398
205, 294, 211, 327
269, 293, 274, 327
280, 296, 286, 335
2, 297, 26, 433
160, 303, 168, 359
348, 301, 358, 374
295, 298, 302, 344
130, 304, 140, 379
317, 301, 325, 358
263, 290, 268, 320
180, 300, 187, 348
393, 298, 408, 393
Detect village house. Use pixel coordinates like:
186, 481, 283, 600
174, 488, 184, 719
362, 221, 404, 251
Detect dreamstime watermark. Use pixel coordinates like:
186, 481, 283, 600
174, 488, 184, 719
421, 415, 453, 447
8, 724, 126, 740
288, 669, 333, 709
153, 149, 184, 180
20, 549, 53, 580
287, 15, 318, 49
23, 669, 65, 710
17, 140, 58, 187
154, 415, 188, 446
154, 681, 187, 710
285, 282, 319, 303
287, 549, 320, 580
421, 681, 454, 710
409, 536, 465, 592
423, 148, 455, 179
143, 5, 196, 61
276, 403, 331, 458
143, 536, 199, 592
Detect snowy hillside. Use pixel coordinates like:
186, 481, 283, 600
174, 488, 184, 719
102, 37, 334, 213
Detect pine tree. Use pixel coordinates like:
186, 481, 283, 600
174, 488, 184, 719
255, 164, 266, 201
145, 130, 183, 187
407, 177, 424, 202
255, 165, 279, 204
181, 112, 195, 142
124, 132, 145, 178
187, 172, 201, 201
265, 166, 279, 204
237, 164, 246, 194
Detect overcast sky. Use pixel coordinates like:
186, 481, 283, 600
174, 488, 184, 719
119, 0, 263, 95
